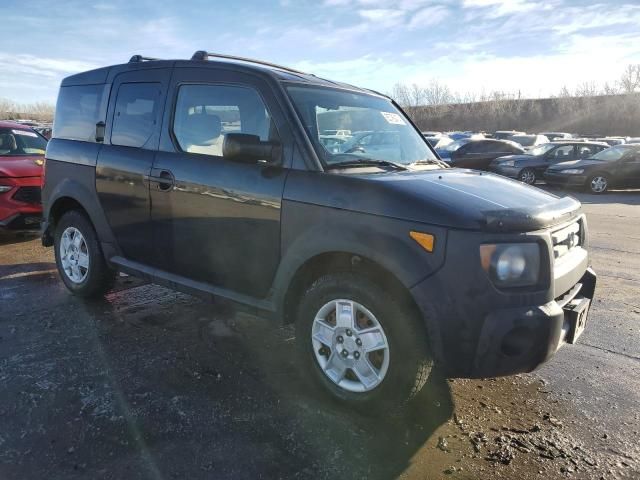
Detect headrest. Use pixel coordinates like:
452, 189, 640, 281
182, 113, 222, 145
0, 133, 17, 151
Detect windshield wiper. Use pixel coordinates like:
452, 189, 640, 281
328, 158, 409, 171
412, 158, 449, 168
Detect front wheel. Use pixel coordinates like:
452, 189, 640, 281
54, 210, 116, 298
587, 174, 609, 194
295, 272, 432, 412
518, 168, 536, 185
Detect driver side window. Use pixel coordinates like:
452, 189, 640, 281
549, 145, 575, 161
173, 84, 276, 157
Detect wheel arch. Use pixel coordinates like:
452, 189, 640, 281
279, 251, 422, 328
44, 177, 116, 247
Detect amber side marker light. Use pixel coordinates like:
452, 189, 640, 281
409, 231, 435, 252
480, 244, 497, 272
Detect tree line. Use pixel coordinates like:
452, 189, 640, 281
392, 64, 640, 135
0, 98, 55, 122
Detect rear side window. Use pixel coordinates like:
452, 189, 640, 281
172, 84, 277, 157
54, 85, 106, 142
111, 83, 161, 148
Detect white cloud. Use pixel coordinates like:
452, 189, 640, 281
462, 0, 539, 17
358, 8, 406, 26
408, 5, 450, 29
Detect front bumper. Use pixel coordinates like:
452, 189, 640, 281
544, 172, 586, 187
0, 177, 42, 230
470, 267, 595, 377
409, 221, 596, 378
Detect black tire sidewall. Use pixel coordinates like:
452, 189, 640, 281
295, 272, 431, 411
54, 210, 113, 297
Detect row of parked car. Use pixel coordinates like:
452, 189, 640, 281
420, 130, 640, 194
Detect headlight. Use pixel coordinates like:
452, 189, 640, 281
480, 243, 540, 287
562, 168, 584, 174
0, 185, 13, 193
500, 160, 515, 167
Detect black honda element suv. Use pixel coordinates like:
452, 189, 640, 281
42, 51, 596, 410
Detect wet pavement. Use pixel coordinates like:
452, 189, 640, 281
0, 189, 639, 479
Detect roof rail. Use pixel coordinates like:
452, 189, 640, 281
129, 55, 160, 63
190, 50, 311, 76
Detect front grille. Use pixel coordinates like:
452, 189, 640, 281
551, 220, 581, 260
12, 186, 42, 205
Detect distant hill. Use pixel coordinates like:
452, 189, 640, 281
406, 93, 640, 136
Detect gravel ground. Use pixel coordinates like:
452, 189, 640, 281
0, 187, 638, 479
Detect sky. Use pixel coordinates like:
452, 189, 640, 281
2, 0, 640, 104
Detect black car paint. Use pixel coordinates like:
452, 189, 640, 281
447, 139, 525, 170
544, 147, 640, 190
42, 58, 595, 378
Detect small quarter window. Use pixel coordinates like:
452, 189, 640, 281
53, 84, 107, 142
173, 84, 277, 157
111, 83, 161, 148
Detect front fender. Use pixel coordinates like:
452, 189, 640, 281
270, 199, 448, 314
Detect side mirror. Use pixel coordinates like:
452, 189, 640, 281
223, 133, 281, 165
95, 121, 106, 143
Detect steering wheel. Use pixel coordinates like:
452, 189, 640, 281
345, 146, 366, 154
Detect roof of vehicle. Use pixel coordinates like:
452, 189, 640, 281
549, 139, 606, 144
0, 120, 35, 130
61, 51, 382, 97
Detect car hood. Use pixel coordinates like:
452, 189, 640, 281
547, 159, 605, 172
0, 155, 44, 178
289, 168, 582, 232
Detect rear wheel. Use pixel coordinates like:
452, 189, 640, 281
295, 272, 432, 412
518, 168, 536, 185
54, 210, 116, 298
587, 174, 608, 194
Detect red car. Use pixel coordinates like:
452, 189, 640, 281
0, 121, 47, 230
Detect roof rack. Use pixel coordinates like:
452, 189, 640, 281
129, 55, 161, 63
190, 50, 311, 76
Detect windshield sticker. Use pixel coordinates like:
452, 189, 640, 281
12, 129, 38, 137
380, 112, 406, 125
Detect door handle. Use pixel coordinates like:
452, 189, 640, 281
149, 168, 174, 191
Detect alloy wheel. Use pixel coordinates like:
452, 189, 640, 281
311, 299, 390, 393
519, 169, 536, 185
59, 227, 90, 283
590, 176, 607, 193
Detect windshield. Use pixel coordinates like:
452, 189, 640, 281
442, 138, 470, 152
511, 135, 535, 146
590, 145, 633, 162
528, 143, 556, 156
287, 86, 437, 167
0, 127, 47, 156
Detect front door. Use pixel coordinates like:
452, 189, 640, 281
96, 68, 171, 264
151, 68, 291, 298
617, 153, 640, 187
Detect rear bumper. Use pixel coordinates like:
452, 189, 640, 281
544, 172, 586, 187
0, 177, 42, 230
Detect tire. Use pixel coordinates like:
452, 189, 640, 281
54, 209, 116, 298
295, 272, 432, 412
518, 168, 536, 185
587, 173, 608, 194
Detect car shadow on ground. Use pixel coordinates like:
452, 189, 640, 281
0, 231, 40, 246
0, 281, 453, 479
